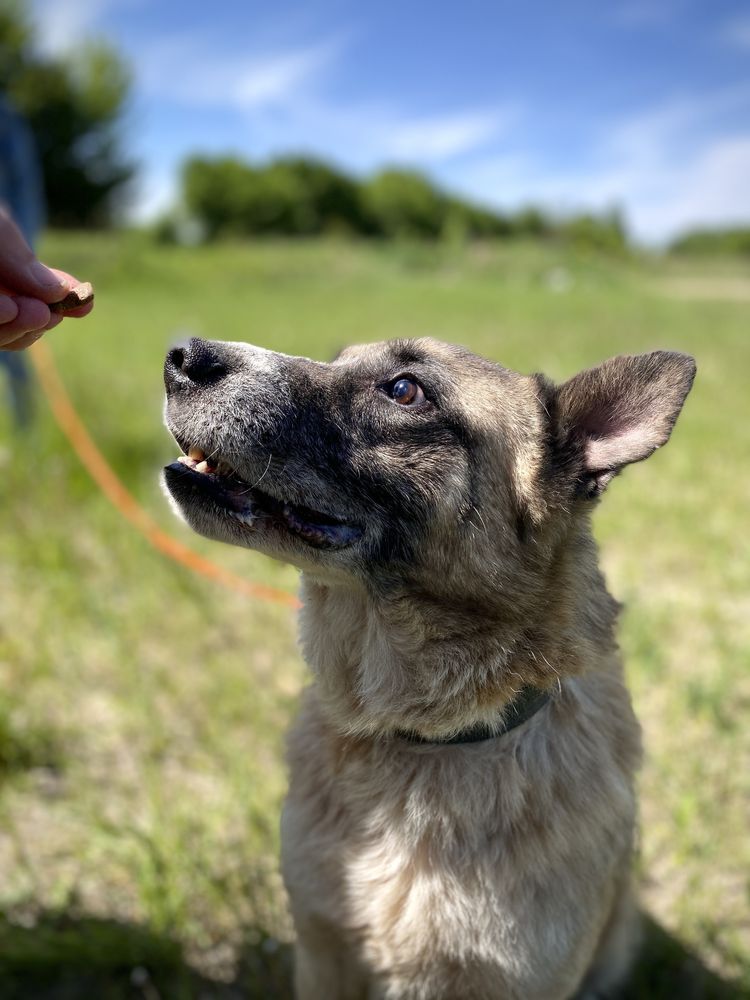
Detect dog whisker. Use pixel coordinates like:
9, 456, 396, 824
250, 453, 273, 490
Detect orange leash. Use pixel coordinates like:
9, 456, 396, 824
29, 340, 301, 610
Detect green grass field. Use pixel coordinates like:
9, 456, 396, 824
0, 233, 748, 998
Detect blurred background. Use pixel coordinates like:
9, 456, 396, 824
0, 0, 748, 996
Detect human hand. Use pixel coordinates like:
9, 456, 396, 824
0, 205, 94, 351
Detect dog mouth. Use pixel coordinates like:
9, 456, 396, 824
164, 447, 363, 551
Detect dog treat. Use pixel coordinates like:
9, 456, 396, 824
49, 282, 94, 314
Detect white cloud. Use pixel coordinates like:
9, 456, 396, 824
128, 164, 174, 223
133, 30, 506, 164
124, 23, 512, 223
628, 136, 750, 239
611, 1, 682, 28
233, 48, 334, 109
606, 84, 750, 156
135, 34, 341, 111
719, 14, 750, 50
386, 111, 510, 161
449, 87, 750, 243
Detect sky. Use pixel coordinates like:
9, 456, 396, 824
30, 0, 750, 243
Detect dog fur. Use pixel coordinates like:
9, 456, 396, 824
162, 336, 695, 999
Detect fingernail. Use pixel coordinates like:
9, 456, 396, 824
0, 296, 19, 323
27, 261, 66, 290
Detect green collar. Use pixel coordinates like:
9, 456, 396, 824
394, 686, 551, 745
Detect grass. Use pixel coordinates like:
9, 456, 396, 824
0, 232, 748, 997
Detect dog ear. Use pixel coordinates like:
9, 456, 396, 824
556, 351, 696, 497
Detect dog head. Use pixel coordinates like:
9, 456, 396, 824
163, 336, 694, 585
163, 337, 694, 734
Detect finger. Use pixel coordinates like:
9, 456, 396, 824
0, 275, 92, 314
2, 311, 62, 350
2, 328, 47, 351
0, 296, 51, 346
0, 210, 69, 303
48, 269, 80, 287
41, 313, 64, 332
0, 289, 89, 321
0, 294, 19, 324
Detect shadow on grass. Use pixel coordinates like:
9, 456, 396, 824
0, 912, 293, 1000
625, 914, 748, 999
0, 909, 745, 999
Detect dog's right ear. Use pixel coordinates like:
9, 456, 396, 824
555, 351, 696, 498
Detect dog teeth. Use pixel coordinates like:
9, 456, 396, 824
176, 450, 223, 475
232, 510, 257, 525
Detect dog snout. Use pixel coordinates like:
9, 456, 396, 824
164, 337, 228, 391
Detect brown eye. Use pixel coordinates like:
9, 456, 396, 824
389, 378, 425, 406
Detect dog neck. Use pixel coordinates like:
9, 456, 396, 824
298, 546, 617, 741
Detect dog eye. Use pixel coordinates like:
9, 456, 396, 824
388, 378, 425, 406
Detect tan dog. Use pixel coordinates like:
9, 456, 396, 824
162, 337, 695, 999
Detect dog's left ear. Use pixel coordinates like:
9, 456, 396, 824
556, 350, 696, 497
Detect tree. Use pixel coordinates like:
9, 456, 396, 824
0, 1, 134, 227
560, 208, 628, 253
182, 155, 373, 238
363, 168, 448, 238
670, 226, 750, 256
177, 152, 632, 250
181, 157, 259, 239
263, 157, 374, 236
511, 205, 552, 239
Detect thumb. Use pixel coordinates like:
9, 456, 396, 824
0, 207, 69, 303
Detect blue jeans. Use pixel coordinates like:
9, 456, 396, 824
0, 352, 33, 427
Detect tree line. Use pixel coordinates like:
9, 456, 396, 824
669, 227, 750, 256
161, 154, 629, 251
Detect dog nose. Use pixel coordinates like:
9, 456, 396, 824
165, 337, 227, 388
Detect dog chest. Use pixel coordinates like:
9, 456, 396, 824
282, 693, 637, 998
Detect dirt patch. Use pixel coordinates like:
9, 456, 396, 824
652, 276, 750, 302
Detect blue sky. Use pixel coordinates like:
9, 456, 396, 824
31, 0, 750, 242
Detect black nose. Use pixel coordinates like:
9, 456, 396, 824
165, 337, 227, 388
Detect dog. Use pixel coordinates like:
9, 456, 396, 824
162, 336, 695, 999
